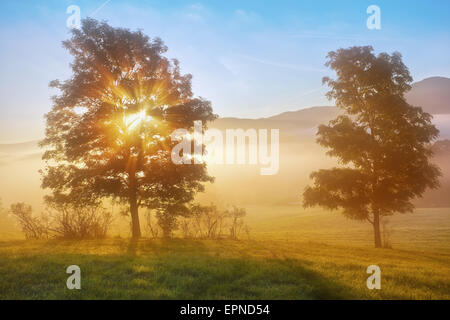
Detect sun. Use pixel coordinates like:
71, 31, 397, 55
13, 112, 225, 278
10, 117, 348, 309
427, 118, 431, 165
124, 110, 153, 131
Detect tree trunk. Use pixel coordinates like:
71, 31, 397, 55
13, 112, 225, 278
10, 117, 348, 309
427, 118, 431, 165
129, 195, 141, 239
128, 166, 141, 239
373, 211, 382, 248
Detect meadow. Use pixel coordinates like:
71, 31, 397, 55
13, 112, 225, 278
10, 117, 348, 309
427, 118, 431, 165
0, 206, 449, 300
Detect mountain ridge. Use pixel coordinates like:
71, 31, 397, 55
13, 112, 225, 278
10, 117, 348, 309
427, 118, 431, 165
2, 77, 449, 146
215, 76, 450, 124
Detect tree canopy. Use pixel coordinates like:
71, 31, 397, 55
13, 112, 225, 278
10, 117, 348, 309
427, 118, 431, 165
303, 46, 441, 247
40, 19, 216, 238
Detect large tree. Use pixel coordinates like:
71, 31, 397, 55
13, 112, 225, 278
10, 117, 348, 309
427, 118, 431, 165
303, 46, 441, 248
41, 19, 216, 238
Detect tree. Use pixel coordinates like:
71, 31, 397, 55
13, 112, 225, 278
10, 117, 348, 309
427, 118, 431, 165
40, 19, 216, 239
303, 46, 441, 248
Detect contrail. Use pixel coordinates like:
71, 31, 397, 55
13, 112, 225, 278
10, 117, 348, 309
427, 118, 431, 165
89, 0, 112, 17
238, 54, 327, 73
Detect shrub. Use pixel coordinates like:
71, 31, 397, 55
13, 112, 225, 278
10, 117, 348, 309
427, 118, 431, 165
144, 210, 161, 238
49, 204, 113, 239
10, 202, 113, 240
191, 204, 227, 239
10, 203, 49, 239
226, 206, 247, 239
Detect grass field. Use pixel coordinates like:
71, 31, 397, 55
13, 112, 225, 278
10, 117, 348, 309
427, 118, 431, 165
0, 206, 449, 300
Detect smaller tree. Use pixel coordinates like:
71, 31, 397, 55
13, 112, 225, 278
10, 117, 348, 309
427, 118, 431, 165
303, 46, 441, 248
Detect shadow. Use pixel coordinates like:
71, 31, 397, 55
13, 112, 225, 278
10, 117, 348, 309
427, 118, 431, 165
0, 239, 400, 299
126, 238, 139, 256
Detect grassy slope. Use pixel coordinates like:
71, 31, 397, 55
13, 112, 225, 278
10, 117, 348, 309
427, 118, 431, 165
0, 207, 449, 300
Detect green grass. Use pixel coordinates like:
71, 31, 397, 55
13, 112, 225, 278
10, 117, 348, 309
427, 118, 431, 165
0, 238, 449, 300
245, 206, 450, 252
0, 207, 449, 300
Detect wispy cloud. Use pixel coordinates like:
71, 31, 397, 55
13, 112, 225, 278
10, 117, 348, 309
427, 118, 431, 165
234, 9, 260, 23
178, 3, 208, 23
290, 32, 364, 41
238, 54, 327, 73
290, 32, 403, 43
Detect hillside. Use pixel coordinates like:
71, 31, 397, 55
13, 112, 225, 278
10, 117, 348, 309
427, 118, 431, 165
406, 77, 450, 114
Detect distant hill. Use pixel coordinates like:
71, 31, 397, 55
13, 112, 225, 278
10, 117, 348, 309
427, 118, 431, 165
213, 106, 341, 143
214, 107, 338, 128
209, 77, 450, 207
1, 78, 449, 209
415, 139, 450, 207
406, 77, 450, 114
0, 140, 39, 154
212, 77, 450, 141
214, 77, 450, 131
431, 139, 450, 155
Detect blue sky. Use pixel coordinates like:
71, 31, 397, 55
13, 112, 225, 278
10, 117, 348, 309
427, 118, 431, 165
1, 0, 450, 142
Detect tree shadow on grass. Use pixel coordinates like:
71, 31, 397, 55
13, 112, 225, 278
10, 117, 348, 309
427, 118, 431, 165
120, 237, 209, 256
102, 240, 363, 299
107, 244, 362, 299
0, 239, 365, 299
274, 257, 360, 299
126, 239, 138, 256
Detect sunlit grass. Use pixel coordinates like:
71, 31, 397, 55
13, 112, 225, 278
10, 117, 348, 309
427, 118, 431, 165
0, 206, 449, 299
0, 238, 448, 300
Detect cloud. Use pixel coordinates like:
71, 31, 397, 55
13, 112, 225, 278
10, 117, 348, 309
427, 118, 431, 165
234, 9, 259, 23
290, 32, 402, 43
179, 3, 209, 23
238, 54, 327, 73
218, 56, 240, 76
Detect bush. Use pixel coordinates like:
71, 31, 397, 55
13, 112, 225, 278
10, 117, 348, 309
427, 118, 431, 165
151, 203, 191, 238
226, 206, 247, 239
10, 202, 113, 240
10, 203, 49, 239
149, 203, 249, 240
49, 204, 113, 239
144, 210, 161, 238
191, 204, 227, 239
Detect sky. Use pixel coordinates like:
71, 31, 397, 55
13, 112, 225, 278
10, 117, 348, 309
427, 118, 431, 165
1, 0, 450, 143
